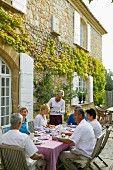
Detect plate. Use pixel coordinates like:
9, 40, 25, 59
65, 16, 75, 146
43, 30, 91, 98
33, 140, 42, 145
69, 125, 77, 128
39, 135, 50, 140
34, 133, 41, 136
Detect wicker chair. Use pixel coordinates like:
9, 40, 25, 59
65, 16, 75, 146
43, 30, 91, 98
28, 120, 35, 133
73, 132, 105, 170
0, 144, 38, 170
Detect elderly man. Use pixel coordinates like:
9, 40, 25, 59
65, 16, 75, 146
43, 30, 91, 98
48, 90, 65, 125
1, 113, 46, 170
52, 108, 96, 170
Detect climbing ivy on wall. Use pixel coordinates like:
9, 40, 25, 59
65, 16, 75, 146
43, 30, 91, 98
34, 38, 106, 106
0, 7, 106, 107
0, 8, 32, 53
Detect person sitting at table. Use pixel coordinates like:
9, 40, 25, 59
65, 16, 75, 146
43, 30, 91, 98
34, 104, 50, 130
52, 108, 96, 170
6, 106, 29, 134
66, 105, 88, 125
48, 90, 65, 125
1, 113, 46, 170
86, 108, 102, 139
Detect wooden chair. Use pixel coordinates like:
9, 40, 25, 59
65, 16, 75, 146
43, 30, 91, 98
95, 106, 108, 122
1, 125, 10, 134
93, 126, 112, 167
73, 132, 105, 170
28, 120, 35, 133
0, 144, 39, 170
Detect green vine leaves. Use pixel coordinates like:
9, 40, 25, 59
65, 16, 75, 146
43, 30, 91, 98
0, 8, 32, 53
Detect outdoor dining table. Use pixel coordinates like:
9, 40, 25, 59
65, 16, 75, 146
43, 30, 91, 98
35, 134, 73, 170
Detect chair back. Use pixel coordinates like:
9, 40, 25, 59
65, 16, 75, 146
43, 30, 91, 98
0, 144, 28, 170
28, 120, 35, 133
91, 132, 105, 159
1, 125, 10, 134
101, 126, 112, 149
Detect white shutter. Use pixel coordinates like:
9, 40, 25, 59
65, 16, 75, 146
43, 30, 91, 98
88, 75, 93, 103
74, 10, 80, 45
19, 53, 34, 120
12, 0, 26, 13
71, 72, 79, 105
87, 24, 91, 51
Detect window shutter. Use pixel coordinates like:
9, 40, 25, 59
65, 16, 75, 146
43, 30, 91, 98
12, 0, 27, 13
87, 24, 91, 51
19, 53, 34, 120
88, 75, 93, 102
74, 10, 80, 45
71, 72, 79, 105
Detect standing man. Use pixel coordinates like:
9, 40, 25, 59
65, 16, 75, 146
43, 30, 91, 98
48, 90, 65, 125
52, 108, 96, 170
1, 113, 46, 170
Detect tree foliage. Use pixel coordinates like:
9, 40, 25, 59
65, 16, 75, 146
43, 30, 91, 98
105, 70, 113, 91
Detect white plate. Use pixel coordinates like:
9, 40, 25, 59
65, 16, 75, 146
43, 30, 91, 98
34, 133, 41, 136
39, 135, 50, 140
33, 140, 42, 145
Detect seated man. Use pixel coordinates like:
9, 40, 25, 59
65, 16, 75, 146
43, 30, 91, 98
86, 108, 102, 139
66, 106, 87, 125
52, 108, 96, 170
1, 113, 46, 170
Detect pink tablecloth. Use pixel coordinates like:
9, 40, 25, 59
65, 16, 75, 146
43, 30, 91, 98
36, 137, 72, 170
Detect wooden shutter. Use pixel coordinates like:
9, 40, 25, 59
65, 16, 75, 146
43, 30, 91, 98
12, 0, 27, 13
71, 72, 79, 105
19, 53, 34, 120
88, 75, 93, 103
87, 24, 91, 51
74, 10, 80, 45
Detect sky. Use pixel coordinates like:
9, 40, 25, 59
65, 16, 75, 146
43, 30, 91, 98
83, 0, 113, 70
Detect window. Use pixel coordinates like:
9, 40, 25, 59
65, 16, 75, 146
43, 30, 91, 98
74, 10, 90, 51
78, 77, 86, 92
0, 59, 11, 126
80, 19, 87, 49
71, 73, 93, 105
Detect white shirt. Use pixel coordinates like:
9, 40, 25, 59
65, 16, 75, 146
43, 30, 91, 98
69, 119, 96, 156
34, 114, 47, 130
0, 130, 38, 157
90, 120, 102, 139
48, 97, 65, 115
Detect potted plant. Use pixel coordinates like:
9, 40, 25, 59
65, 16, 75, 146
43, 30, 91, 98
82, 89, 86, 103
77, 91, 83, 104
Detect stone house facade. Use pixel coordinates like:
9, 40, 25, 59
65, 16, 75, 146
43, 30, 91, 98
0, 0, 107, 127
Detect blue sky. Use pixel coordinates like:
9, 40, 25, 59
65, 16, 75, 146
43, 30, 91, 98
83, 0, 113, 70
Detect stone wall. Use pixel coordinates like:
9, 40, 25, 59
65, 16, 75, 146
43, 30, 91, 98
90, 26, 102, 60
0, 39, 19, 113
25, 0, 102, 59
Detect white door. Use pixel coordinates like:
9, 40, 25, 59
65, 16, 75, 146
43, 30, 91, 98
0, 59, 11, 127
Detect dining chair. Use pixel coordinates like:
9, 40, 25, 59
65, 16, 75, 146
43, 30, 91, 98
28, 120, 35, 133
1, 125, 10, 134
93, 126, 112, 167
73, 132, 105, 170
0, 144, 39, 170
95, 106, 108, 122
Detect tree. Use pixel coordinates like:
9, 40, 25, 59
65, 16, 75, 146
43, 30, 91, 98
105, 70, 113, 91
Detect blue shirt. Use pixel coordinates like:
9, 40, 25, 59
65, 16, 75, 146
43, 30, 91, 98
6, 118, 28, 134
66, 113, 88, 125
